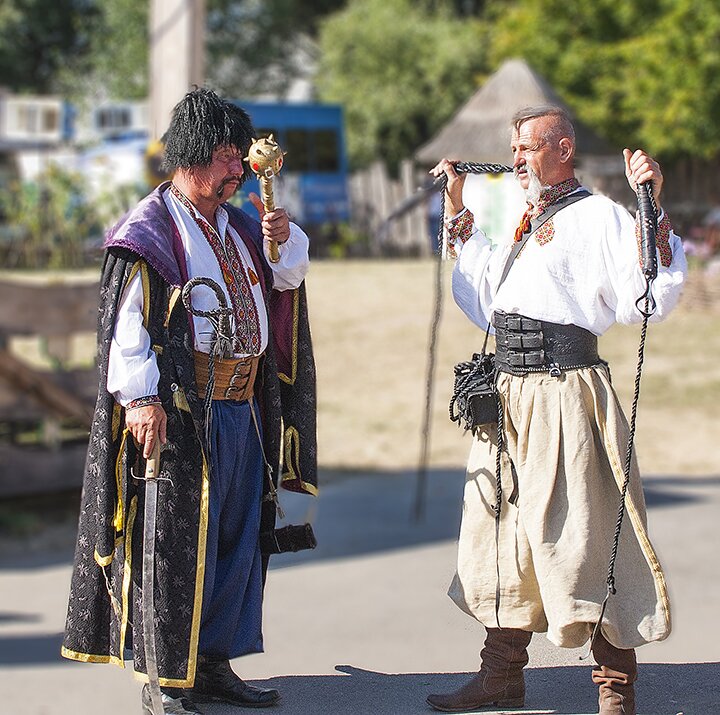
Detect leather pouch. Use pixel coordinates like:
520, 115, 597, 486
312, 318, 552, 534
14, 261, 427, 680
449, 352, 498, 431
260, 523, 317, 555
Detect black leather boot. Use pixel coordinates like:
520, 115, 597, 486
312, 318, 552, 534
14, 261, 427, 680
187, 655, 280, 708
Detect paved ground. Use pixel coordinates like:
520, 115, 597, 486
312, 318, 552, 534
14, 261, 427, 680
2, 467, 719, 715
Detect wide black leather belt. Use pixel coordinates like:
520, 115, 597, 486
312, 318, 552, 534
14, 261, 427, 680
493, 311, 601, 376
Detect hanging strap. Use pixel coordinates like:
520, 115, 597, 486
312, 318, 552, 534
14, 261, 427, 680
498, 189, 592, 289
477, 189, 592, 359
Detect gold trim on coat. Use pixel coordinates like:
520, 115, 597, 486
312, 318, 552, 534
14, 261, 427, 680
119, 495, 138, 663
278, 288, 299, 385
280, 426, 318, 496
165, 287, 182, 328
185, 454, 210, 686
60, 646, 124, 667
111, 402, 122, 441
112, 429, 130, 534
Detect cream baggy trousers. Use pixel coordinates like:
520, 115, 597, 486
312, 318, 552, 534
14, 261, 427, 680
449, 364, 671, 649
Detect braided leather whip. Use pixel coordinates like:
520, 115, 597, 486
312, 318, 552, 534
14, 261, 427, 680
584, 182, 658, 657
414, 162, 512, 520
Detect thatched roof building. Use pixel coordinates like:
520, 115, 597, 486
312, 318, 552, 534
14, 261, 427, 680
416, 58, 615, 166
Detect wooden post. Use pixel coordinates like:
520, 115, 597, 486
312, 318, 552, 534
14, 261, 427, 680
149, 0, 206, 141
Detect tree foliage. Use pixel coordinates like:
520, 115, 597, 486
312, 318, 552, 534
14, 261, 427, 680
4, 0, 720, 167
316, 0, 489, 170
206, 0, 345, 98
78, 0, 149, 100
0, 166, 104, 269
0, 0, 99, 94
488, 0, 720, 159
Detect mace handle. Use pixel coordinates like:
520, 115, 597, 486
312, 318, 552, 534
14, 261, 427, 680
259, 175, 279, 263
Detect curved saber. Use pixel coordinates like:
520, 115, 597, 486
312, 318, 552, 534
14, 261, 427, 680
142, 440, 163, 715
181, 276, 234, 359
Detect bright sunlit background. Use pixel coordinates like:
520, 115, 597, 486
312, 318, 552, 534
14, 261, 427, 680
1, 2, 718, 713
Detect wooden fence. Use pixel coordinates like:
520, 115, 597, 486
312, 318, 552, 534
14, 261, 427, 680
349, 160, 433, 256
0, 275, 98, 497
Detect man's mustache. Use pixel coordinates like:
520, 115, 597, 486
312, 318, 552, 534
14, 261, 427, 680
216, 175, 243, 197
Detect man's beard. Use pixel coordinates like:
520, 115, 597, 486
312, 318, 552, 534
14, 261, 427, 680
515, 164, 545, 206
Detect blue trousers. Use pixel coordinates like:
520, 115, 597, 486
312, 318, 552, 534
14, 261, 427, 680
198, 399, 264, 658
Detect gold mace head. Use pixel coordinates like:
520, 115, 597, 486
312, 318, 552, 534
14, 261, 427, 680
245, 134, 285, 178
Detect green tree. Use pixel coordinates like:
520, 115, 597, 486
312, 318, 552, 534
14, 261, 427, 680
206, 0, 346, 98
316, 0, 489, 170
488, 0, 720, 159
0, 166, 104, 269
56, 0, 148, 101
0, 0, 99, 93
609, 0, 720, 159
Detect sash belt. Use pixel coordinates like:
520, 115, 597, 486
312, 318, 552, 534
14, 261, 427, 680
193, 351, 261, 401
493, 311, 601, 376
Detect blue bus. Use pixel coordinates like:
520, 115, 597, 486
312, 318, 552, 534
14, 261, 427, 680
235, 102, 350, 226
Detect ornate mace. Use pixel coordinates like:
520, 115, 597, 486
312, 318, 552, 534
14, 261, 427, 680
245, 135, 286, 263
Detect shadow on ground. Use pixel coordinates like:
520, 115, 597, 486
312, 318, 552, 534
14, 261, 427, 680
269, 469, 720, 569
2, 647, 712, 714
199, 663, 715, 715
1, 470, 719, 572
0, 631, 65, 666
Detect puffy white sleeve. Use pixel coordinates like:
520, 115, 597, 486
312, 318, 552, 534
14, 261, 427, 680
451, 227, 499, 332
106, 271, 160, 406
600, 203, 687, 325
265, 222, 310, 291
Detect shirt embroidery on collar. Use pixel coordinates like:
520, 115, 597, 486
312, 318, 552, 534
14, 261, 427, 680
170, 184, 262, 355
534, 177, 581, 215
514, 177, 581, 246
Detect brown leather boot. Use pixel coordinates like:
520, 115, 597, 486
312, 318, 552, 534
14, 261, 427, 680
427, 628, 532, 712
591, 631, 637, 715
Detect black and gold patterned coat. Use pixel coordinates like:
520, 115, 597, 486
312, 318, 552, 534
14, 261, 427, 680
61, 185, 317, 686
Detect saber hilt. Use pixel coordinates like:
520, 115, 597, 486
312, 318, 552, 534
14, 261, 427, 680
181, 277, 234, 360
181, 277, 236, 465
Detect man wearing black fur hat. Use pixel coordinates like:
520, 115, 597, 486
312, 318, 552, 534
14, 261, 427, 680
62, 88, 317, 714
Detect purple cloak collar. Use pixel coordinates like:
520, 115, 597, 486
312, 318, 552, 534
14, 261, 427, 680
104, 182, 266, 289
